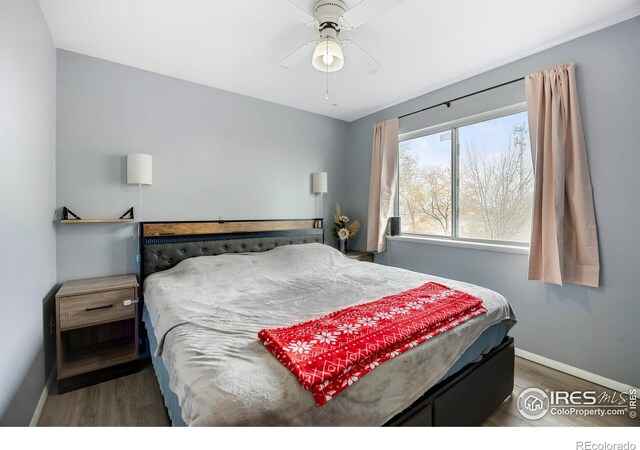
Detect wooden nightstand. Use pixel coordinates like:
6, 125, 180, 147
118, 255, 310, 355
55, 275, 139, 392
345, 250, 374, 262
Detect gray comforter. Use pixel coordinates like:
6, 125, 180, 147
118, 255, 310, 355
143, 243, 516, 426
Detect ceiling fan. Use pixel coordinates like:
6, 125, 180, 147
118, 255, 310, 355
272, 0, 405, 75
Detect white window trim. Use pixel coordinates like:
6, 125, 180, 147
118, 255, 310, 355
396, 102, 531, 248
387, 235, 530, 255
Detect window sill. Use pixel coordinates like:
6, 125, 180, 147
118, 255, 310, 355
387, 235, 530, 255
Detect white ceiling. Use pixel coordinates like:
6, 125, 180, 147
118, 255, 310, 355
39, 0, 640, 122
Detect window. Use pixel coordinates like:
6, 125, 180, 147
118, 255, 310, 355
398, 105, 533, 245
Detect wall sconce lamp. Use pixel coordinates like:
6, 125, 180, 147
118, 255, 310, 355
127, 153, 152, 221
312, 171, 328, 219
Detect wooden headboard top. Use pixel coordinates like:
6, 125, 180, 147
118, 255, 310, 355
142, 219, 322, 237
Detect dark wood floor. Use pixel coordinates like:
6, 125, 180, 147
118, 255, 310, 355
38, 357, 638, 426
38, 361, 170, 427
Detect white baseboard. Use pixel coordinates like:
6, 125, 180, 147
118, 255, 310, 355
515, 348, 638, 394
29, 367, 55, 427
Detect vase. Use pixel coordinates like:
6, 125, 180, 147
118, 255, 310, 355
339, 238, 347, 253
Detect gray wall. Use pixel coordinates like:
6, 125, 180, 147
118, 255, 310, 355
56, 50, 349, 282
346, 17, 640, 387
0, 2, 57, 425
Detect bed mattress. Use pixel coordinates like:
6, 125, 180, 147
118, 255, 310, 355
142, 243, 516, 426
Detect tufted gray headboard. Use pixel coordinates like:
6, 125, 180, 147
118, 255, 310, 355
140, 219, 324, 281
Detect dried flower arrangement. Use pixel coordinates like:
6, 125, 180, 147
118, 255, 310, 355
333, 204, 360, 242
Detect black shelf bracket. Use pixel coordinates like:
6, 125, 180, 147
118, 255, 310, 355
119, 207, 135, 220
62, 207, 81, 220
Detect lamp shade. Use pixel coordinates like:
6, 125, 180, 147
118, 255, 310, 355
127, 153, 152, 185
312, 38, 344, 73
312, 172, 328, 193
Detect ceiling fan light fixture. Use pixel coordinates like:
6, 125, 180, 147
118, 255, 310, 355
312, 38, 344, 72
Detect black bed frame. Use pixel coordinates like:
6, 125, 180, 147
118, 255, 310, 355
139, 219, 514, 426
386, 336, 514, 426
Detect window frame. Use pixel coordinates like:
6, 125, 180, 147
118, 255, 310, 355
396, 102, 531, 248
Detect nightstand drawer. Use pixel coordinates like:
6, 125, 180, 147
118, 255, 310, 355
59, 288, 137, 330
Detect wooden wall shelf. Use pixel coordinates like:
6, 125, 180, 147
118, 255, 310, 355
61, 219, 134, 224
60, 206, 134, 223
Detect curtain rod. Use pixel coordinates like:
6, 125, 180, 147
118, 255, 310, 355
398, 76, 525, 120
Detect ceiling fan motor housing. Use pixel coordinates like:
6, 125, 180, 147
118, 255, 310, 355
314, 0, 347, 32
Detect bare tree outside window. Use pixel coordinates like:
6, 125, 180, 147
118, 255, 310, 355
398, 110, 533, 243
399, 131, 451, 236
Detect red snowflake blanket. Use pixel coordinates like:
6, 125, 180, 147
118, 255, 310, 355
258, 282, 487, 405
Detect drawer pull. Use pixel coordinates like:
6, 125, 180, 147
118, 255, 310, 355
85, 304, 113, 312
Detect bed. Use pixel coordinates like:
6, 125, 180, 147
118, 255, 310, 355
139, 219, 516, 426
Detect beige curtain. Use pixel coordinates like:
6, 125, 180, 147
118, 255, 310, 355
366, 118, 399, 252
526, 63, 600, 287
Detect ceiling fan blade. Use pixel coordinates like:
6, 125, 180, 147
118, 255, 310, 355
278, 41, 318, 69
341, 39, 382, 74
267, 0, 319, 28
339, 0, 405, 30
